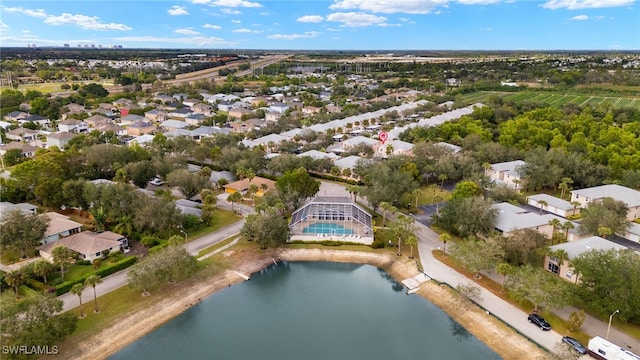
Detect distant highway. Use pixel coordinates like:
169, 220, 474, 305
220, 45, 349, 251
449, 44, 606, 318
163, 54, 291, 85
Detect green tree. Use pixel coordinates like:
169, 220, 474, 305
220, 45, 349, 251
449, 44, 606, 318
580, 197, 630, 237
405, 234, 418, 259
507, 265, 570, 312
2, 148, 24, 167
495, 262, 512, 293
434, 197, 498, 238
345, 184, 361, 202
379, 202, 397, 228
567, 309, 586, 332
571, 249, 640, 321
51, 246, 75, 280
558, 177, 573, 199
360, 161, 418, 211
242, 209, 289, 249
4, 270, 24, 299
439, 233, 451, 255
0, 292, 77, 358
450, 236, 505, 279
85, 274, 103, 313
227, 191, 243, 212
276, 167, 320, 209
70, 283, 86, 318
32, 259, 55, 285
166, 169, 210, 200
502, 229, 548, 266
450, 180, 482, 200
0, 211, 50, 258
127, 247, 198, 295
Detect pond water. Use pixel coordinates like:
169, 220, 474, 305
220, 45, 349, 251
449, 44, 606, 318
111, 261, 500, 360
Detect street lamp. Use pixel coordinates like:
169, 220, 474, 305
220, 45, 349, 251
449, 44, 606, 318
607, 309, 619, 340
178, 228, 188, 250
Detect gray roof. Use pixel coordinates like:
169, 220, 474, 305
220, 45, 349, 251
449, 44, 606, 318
210, 171, 236, 183
491, 160, 526, 173
342, 136, 378, 147
571, 184, 640, 208
549, 236, 628, 260
254, 133, 287, 144
434, 142, 462, 154
161, 120, 188, 129
493, 202, 561, 233
527, 194, 576, 211
297, 150, 338, 161
334, 155, 362, 170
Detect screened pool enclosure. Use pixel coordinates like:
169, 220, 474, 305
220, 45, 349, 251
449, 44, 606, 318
289, 197, 373, 245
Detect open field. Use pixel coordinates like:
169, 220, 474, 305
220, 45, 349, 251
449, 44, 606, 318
461, 91, 640, 110
0, 80, 116, 94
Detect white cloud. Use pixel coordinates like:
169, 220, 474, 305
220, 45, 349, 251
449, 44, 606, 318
2, 6, 48, 17
542, 0, 635, 9
570, 14, 590, 19
175, 28, 201, 35
0, 21, 8, 29
210, 0, 263, 7
326, 12, 388, 27
44, 13, 132, 31
191, 0, 211, 3
221, 8, 241, 14
231, 19, 242, 23
268, 31, 321, 40
329, 0, 444, 14
297, 15, 324, 23
456, 0, 501, 4
114, 35, 230, 46
203, 23, 222, 29
168, 5, 190, 15
233, 28, 263, 33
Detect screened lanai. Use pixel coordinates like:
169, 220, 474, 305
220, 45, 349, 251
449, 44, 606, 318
289, 196, 373, 245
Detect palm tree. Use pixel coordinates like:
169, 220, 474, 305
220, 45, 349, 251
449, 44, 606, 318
379, 202, 397, 228
248, 184, 259, 204
558, 177, 573, 199
32, 259, 54, 285
438, 173, 448, 188
345, 184, 360, 202
52, 246, 75, 280
439, 233, 451, 255
227, 191, 243, 212
392, 223, 405, 256
597, 226, 612, 239
434, 195, 443, 216
548, 218, 562, 243
562, 221, 575, 239
495, 262, 511, 293
85, 274, 103, 313
538, 200, 548, 214
90, 206, 108, 231
71, 283, 86, 318
405, 235, 418, 259
5, 270, 24, 299
410, 188, 422, 210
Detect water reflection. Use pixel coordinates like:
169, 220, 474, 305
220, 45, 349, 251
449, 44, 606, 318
377, 267, 405, 292
449, 317, 471, 342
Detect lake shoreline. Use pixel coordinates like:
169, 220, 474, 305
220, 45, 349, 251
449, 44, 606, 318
62, 247, 549, 360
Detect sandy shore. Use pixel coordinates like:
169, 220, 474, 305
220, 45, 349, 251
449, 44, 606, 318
61, 248, 550, 360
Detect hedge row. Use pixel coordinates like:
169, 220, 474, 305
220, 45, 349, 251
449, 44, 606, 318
54, 256, 138, 295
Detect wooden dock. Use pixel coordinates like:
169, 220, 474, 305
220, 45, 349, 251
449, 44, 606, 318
401, 273, 431, 294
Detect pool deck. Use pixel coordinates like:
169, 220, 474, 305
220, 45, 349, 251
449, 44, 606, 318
289, 234, 374, 245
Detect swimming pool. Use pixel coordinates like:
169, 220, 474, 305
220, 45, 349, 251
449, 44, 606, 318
303, 222, 354, 235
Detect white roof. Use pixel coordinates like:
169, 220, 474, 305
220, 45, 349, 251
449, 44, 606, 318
571, 184, 640, 208
491, 160, 526, 173
254, 133, 287, 144
334, 155, 362, 169
160, 120, 188, 129
527, 194, 576, 211
493, 202, 562, 233
434, 142, 462, 154
343, 136, 379, 147
549, 236, 628, 260
387, 139, 413, 151
297, 150, 338, 161
130, 134, 155, 145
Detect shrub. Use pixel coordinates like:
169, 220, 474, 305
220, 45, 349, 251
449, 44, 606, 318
141, 236, 161, 247
54, 278, 86, 296
24, 278, 47, 292
370, 238, 386, 249
95, 256, 137, 278
148, 242, 170, 254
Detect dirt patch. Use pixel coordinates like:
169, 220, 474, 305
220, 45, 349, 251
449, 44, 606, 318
60, 247, 550, 360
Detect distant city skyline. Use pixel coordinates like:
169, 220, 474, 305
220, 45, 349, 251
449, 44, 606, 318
0, 0, 638, 50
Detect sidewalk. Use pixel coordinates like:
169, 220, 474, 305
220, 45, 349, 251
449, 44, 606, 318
413, 219, 640, 353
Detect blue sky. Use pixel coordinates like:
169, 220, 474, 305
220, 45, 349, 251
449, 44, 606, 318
0, 0, 638, 50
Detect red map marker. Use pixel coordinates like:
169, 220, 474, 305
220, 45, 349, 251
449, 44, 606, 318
378, 131, 388, 145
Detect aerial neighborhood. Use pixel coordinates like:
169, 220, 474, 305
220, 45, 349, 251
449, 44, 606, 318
0, 50, 639, 359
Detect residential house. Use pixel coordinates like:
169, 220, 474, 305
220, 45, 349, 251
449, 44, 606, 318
224, 176, 276, 197
333, 155, 363, 172
4, 111, 28, 122
46, 132, 78, 149
265, 111, 282, 122
185, 113, 206, 126
64, 103, 86, 114
297, 150, 339, 161
191, 103, 214, 116
527, 194, 581, 218
127, 121, 156, 136
493, 202, 558, 239
174, 199, 202, 217
325, 104, 342, 114
269, 103, 289, 114
0, 121, 12, 130
302, 106, 321, 116
209, 170, 236, 186
191, 126, 231, 141
487, 160, 526, 190
58, 119, 89, 133
228, 107, 252, 120
624, 222, 640, 243
160, 120, 188, 132
153, 94, 173, 104
144, 109, 168, 122
168, 108, 193, 120
128, 134, 155, 147
112, 98, 133, 108
253, 133, 287, 152
5, 128, 38, 142
118, 105, 139, 117
0, 202, 38, 220
20, 114, 50, 127
182, 98, 200, 108
544, 236, 627, 283
217, 101, 236, 112
570, 184, 640, 221
164, 129, 197, 140
375, 139, 414, 156
119, 114, 146, 126
96, 124, 127, 136
0, 142, 37, 158
434, 142, 463, 154
41, 212, 83, 245
84, 114, 113, 128
341, 136, 379, 151
38, 230, 127, 262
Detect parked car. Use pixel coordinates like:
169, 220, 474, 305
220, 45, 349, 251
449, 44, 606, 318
149, 177, 164, 186
527, 313, 551, 331
562, 336, 587, 354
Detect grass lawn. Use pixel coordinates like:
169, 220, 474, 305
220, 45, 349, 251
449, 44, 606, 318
196, 235, 239, 257
187, 209, 242, 241
417, 184, 451, 207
